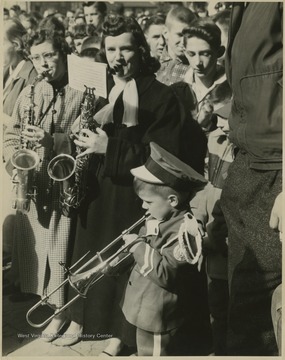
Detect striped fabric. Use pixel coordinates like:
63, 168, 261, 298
139, 245, 155, 277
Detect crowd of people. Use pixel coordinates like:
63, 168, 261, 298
2, 1, 282, 357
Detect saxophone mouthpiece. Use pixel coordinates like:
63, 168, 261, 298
37, 71, 49, 81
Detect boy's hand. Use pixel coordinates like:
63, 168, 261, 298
123, 234, 140, 253
269, 192, 283, 241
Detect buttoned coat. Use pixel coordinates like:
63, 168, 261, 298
121, 209, 208, 333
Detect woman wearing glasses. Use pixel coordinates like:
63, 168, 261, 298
3, 18, 84, 339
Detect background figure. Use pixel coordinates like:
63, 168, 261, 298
191, 101, 233, 355
183, 18, 227, 133
3, 18, 38, 117
211, 9, 231, 66
156, 6, 196, 85
80, 36, 101, 60
59, 14, 207, 356
9, 5, 21, 18
3, 19, 84, 338
73, 23, 88, 55
4, 7, 10, 20
19, 12, 39, 36
143, 15, 166, 60
221, 2, 282, 355
3, 18, 38, 282
83, 1, 107, 33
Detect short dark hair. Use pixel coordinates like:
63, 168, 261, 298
207, 82, 232, 105
83, 2, 107, 15
166, 6, 196, 29
80, 47, 99, 59
27, 17, 70, 58
183, 18, 221, 52
73, 23, 88, 39
101, 15, 160, 75
144, 15, 166, 34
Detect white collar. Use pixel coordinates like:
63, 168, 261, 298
184, 66, 226, 104
9, 59, 26, 79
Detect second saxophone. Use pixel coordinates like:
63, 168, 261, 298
47, 86, 97, 216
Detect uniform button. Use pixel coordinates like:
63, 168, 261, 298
43, 205, 48, 212
128, 281, 132, 286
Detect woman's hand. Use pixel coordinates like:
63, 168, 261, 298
21, 125, 53, 149
74, 127, 108, 158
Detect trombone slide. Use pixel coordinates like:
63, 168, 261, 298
26, 213, 149, 328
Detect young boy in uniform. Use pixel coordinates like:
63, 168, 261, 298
120, 142, 212, 356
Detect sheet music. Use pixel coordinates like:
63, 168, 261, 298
68, 54, 107, 99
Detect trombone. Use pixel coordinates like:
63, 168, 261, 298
26, 213, 149, 328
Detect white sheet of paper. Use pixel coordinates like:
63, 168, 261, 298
68, 54, 108, 99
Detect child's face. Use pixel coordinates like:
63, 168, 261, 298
216, 116, 229, 133
138, 188, 174, 221
185, 36, 218, 81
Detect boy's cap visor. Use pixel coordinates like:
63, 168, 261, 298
131, 142, 207, 190
131, 166, 164, 184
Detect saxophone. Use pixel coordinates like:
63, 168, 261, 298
11, 71, 48, 213
47, 86, 97, 217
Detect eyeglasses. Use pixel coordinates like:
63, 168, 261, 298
29, 51, 58, 63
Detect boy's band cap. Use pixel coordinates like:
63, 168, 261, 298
131, 142, 207, 190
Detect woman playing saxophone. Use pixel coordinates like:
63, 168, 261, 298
3, 17, 84, 339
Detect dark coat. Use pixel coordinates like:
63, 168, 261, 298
77, 75, 207, 251
3, 60, 38, 116
226, 2, 283, 170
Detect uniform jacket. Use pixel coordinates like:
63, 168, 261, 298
121, 209, 204, 333
226, 2, 283, 170
3, 60, 38, 116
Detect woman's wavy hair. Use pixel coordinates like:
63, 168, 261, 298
26, 16, 71, 61
100, 14, 160, 75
